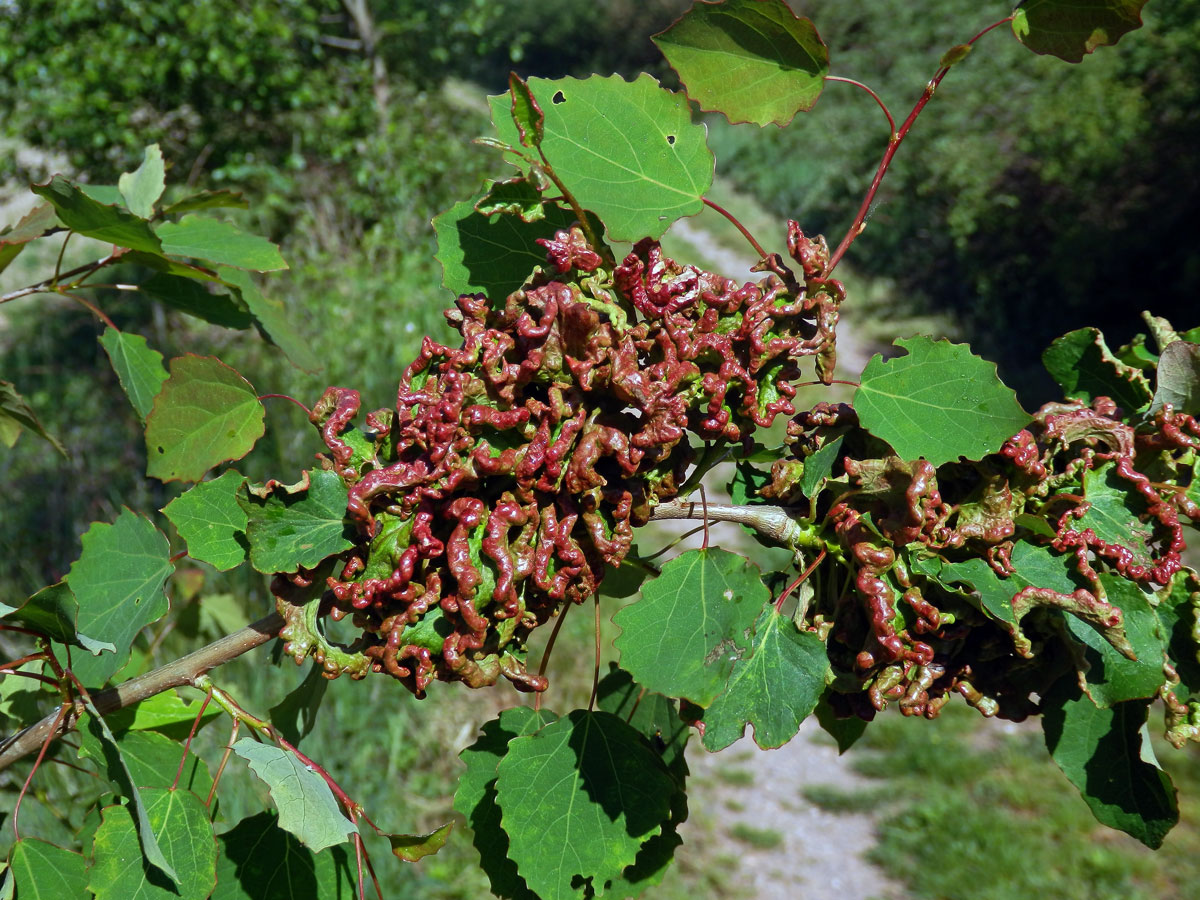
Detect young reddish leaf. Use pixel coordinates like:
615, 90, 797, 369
63, 510, 172, 687
389, 823, 452, 863
7, 838, 89, 900
613, 548, 768, 707
156, 214, 287, 272
212, 812, 355, 900
87, 793, 216, 900
31, 175, 162, 252
653, 0, 829, 126
854, 336, 1030, 466
238, 469, 353, 574
231, 739, 357, 853
455, 708, 558, 900
1042, 683, 1177, 848
163, 470, 249, 571
0, 379, 67, 455
508, 72, 544, 148
99, 328, 169, 421
489, 74, 714, 241
218, 267, 320, 372
1042, 327, 1152, 413
1013, 0, 1148, 63
118, 144, 166, 219
702, 606, 830, 751
145, 355, 265, 483
495, 710, 677, 900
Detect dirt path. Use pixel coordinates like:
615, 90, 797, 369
665, 214, 895, 900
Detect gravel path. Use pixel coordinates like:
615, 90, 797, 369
665, 214, 894, 900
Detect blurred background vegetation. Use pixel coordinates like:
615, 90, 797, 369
2, 1, 1199, 897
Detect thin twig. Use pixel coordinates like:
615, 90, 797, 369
701, 197, 770, 261
825, 76, 896, 138
58, 289, 117, 330
534, 602, 573, 712
11, 703, 70, 841
588, 594, 601, 713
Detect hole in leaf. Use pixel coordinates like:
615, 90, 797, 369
552, 91, 566, 104
666, 134, 676, 145
157, 446, 164, 453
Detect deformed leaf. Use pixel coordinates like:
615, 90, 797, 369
268, 665, 329, 747
389, 823, 452, 863
218, 267, 320, 372
63, 510, 172, 687
0, 203, 58, 247
1013, 0, 1148, 63
231, 739, 357, 853
31, 175, 162, 252
508, 72, 544, 148
211, 812, 355, 900
1041, 327, 1152, 413
653, 0, 829, 126
496, 710, 677, 900
613, 548, 769, 707
145, 355, 265, 483
455, 707, 558, 900
702, 606, 830, 751
1074, 462, 1156, 572
7, 838, 88, 900
156, 215, 287, 272
119, 144, 166, 219
475, 177, 546, 223
238, 469, 354, 574
87, 792, 216, 900
0, 379, 67, 455
490, 74, 714, 241
1042, 682, 1177, 848
163, 470, 249, 571
1149, 341, 1200, 417
99, 328, 169, 421
854, 336, 1030, 465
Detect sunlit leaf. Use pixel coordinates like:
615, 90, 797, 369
613, 548, 768, 707
231, 739, 356, 853
145, 355, 265, 483
99, 328, 169, 421
389, 823, 453, 863
508, 72, 544, 148
238, 469, 354, 574
1041, 327, 1152, 413
653, 0, 828, 126
475, 177, 546, 222
490, 74, 714, 241
7, 838, 88, 900
119, 144, 166, 219
1013, 0, 1148, 63
855, 336, 1030, 465
156, 215, 286, 271
31, 175, 162, 252
163, 470, 249, 571
105, 691, 223, 743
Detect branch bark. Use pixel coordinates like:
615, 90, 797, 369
0, 613, 283, 773
648, 498, 814, 548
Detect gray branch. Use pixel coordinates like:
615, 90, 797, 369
648, 498, 810, 547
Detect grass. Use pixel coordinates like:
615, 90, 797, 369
729, 823, 784, 850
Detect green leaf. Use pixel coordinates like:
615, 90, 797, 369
433, 196, 590, 303
218, 267, 320, 372
87, 793, 217, 900
613, 548, 769, 707
119, 144, 166, 219
475, 177, 547, 222
31, 175, 162, 252
156, 215, 287, 272
653, 0, 828, 126
0, 203, 58, 269
231, 739, 357, 853
105, 691, 222, 743
1065, 573, 1165, 707
799, 433, 845, 500
596, 665, 690, 772
139, 272, 253, 330
0, 379, 66, 455
854, 336, 1030, 465
268, 665, 329, 747
211, 812, 354, 900
814, 694, 867, 754
389, 823, 453, 863
238, 469, 354, 574
1074, 462, 1157, 571
1013, 0, 1148, 63
1149, 341, 1200, 417
490, 74, 714, 241
163, 470, 249, 571
1157, 573, 1200, 699
76, 709, 179, 885
162, 190, 249, 217
1042, 682, 1177, 848
508, 72, 545, 148
702, 606, 830, 751
7, 838, 88, 900
99, 328, 169, 421
1041, 327, 1152, 413
121, 250, 221, 282
79, 184, 125, 206
63, 510, 172, 687
105, 729, 215, 799
454, 707, 558, 900
145, 355, 265, 483
1, 582, 112, 653
496, 710, 677, 900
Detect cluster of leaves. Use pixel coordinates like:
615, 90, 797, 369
5, 1, 1197, 899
